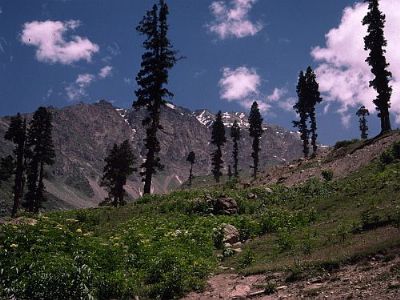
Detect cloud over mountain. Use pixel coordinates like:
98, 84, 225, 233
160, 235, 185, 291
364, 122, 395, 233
21, 20, 99, 65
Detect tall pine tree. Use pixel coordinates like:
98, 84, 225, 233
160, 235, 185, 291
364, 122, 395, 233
134, 0, 178, 194
293, 71, 309, 158
211, 111, 226, 183
24, 107, 55, 213
304, 66, 322, 156
230, 120, 241, 178
4, 113, 27, 217
363, 0, 392, 133
249, 102, 263, 180
356, 105, 370, 139
100, 140, 136, 207
186, 151, 195, 186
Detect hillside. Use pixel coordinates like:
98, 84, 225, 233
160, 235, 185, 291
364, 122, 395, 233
0, 101, 302, 215
1, 132, 400, 299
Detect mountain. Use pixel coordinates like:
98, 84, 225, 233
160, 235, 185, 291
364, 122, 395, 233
0, 101, 302, 215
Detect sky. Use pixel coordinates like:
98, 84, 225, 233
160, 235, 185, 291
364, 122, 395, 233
0, 0, 400, 145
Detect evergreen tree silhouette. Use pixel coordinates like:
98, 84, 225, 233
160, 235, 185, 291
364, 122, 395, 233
24, 107, 55, 213
134, 0, 178, 194
293, 71, 309, 158
4, 113, 27, 217
305, 66, 322, 156
356, 105, 370, 139
101, 140, 136, 207
230, 120, 241, 178
363, 0, 392, 133
186, 151, 195, 186
211, 111, 226, 183
249, 102, 263, 179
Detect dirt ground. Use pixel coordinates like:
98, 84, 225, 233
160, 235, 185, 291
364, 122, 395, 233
183, 249, 400, 299
257, 132, 400, 187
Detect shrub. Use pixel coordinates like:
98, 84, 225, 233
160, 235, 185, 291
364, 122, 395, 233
334, 139, 359, 150
321, 170, 333, 182
380, 150, 394, 165
238, 248, 255, 268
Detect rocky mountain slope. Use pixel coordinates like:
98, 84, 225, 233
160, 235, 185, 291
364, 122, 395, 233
0, 100, 302, 213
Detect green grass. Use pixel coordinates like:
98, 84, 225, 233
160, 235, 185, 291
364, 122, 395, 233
2, 143, 400, 299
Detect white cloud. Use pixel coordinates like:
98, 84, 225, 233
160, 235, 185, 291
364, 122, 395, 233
66, 73, 95, 101
267, 88, 287, 102
278, 97, 296, 113
208, 0, 263, 39
20, 20, 99, 65
99, 65, 113, 78
219, 66, 261, 100
311, 0, 400, 125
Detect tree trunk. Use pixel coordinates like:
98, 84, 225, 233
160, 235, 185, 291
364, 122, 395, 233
189, 163, 193, 186
380, 107, 392, 134
35, 162, 44, 213
11, 145, 25, 217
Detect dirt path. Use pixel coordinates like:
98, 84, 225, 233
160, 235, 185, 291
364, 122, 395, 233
183, 251, 400, 299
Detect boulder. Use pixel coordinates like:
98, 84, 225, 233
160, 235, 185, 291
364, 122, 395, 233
222, 224, 240, 244
213, 197, 238, 215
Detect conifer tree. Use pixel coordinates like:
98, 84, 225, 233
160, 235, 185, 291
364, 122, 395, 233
186, 151, 195, 186
211, 111, 226, 183
363, 0, 392, 133
24, 107, 55, 213
304, 66, 322, 156
230, 120, 241, 178
249, 101, 263, 180
4, 113, 27, 217
293, 71, 309, 158
134, 0, 178, 195
100, 140, 136, 207
356, 105, 370, 139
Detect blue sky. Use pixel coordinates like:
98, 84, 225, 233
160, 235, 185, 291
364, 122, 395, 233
1, 0, 400, 145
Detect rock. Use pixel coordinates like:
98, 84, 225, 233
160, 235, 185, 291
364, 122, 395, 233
213, 197, 238, 215
232, 242, 242, 248
222, 224, 240, 244
230, 284, 251, 299
265, 187, 273, 194
247, 193, 257, 199
233, 248, 242, 254
7, 217, 37, 226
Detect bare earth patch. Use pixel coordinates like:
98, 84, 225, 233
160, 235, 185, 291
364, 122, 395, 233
257, 132, 400, 187
183, 249, 400, 299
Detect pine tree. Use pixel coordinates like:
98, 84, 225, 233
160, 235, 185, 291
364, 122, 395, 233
186, 151, 195, 186
293, 71, 309, 158
100, 140, 136, 207
363, 0, 392, 133
304, 66, 322, 156
230, 120, 241, 178
211, 111, 226, 183
24, 107, 55, 213
133, 0, 178, 195
4, 113, 27, 217
356, 105, 370, 139
249, 101, 263, 180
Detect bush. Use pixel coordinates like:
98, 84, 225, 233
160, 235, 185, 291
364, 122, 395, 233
334, 139, 359, 150
238, 248, 255, 268
321, 170, 334, 182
